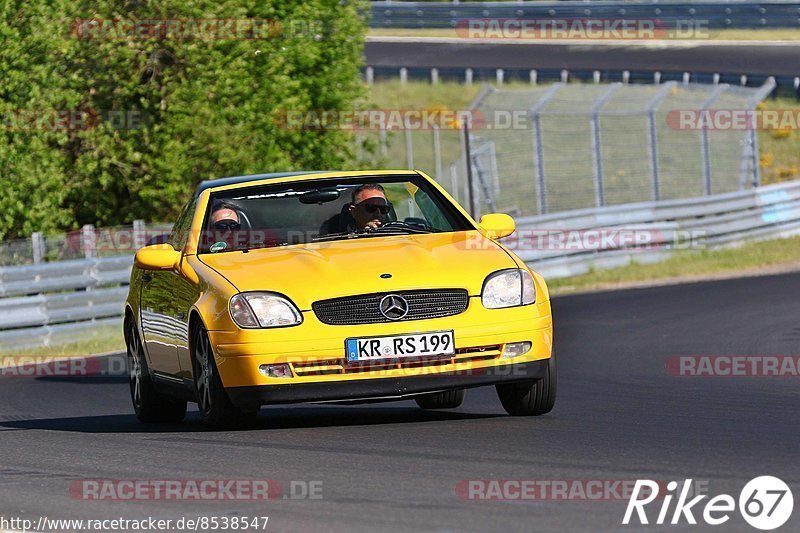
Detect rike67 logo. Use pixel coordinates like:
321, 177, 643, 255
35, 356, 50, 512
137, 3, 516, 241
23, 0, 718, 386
623, 477, 793, 530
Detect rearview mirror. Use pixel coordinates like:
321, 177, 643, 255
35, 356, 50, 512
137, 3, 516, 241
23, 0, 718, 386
134, 244, 181, 271
479, 213, 515, 239
299, 188, 341, 204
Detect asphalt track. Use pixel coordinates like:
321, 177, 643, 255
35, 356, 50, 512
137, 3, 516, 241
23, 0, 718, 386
364, 39, 800, 76
1, 272, 799, 532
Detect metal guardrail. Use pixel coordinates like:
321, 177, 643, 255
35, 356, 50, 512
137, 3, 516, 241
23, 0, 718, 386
514, 180, 800, 278
0, 256, 132, 298
370, 1, 800, 29
2, 180, 800, 349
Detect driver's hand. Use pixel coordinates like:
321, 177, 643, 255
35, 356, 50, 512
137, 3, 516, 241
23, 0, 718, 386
365, 220, 382, 230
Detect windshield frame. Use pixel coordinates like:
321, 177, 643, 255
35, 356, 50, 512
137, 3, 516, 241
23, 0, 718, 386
196, 173, 475, 254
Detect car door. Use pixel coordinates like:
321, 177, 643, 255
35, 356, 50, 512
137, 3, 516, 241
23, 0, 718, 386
139, 199, 195, 376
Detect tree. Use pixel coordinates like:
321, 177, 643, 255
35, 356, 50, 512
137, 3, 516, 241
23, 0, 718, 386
0, 0, 367, 239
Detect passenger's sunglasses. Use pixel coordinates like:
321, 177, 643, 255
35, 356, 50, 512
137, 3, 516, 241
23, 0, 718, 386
212, 221, 241, 230
357, 202, 391, 215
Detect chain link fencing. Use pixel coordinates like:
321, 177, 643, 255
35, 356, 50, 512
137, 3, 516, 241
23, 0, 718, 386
359, 80, 776, 219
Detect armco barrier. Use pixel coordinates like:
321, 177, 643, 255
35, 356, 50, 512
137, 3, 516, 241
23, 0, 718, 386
369, 1, 800, 30
1, 180, 800, 348
514, 181, 800, 278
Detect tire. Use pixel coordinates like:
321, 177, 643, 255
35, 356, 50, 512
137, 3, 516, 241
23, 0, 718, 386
415, 389, 465, 410
496, 351, 557, 416
125, 318, 187, 424
192, 325, 258, 430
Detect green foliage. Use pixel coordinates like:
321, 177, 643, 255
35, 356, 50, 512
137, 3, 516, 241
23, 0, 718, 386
0, 0, 367, 239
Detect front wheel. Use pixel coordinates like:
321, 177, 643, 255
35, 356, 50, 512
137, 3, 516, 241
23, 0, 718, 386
125, 318, 187, 424
193, 325, 258, 430
496, 352, 557, 416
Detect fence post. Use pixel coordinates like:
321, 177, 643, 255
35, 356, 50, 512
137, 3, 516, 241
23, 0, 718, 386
462, 121, 476, 218
529, 83, 563, 215
404, 117, 414, 169
449, 162, 459, 202
365, 66, 374, 85
399, 67, 407, 84
749, 128, 761, 188
379, 124, 388, 157
590, 83, 622, 207
465, 68, 473, 85
31, 232, 45, 264
432, 125, 443, 182
645, 81, 677, 201
699, 84, 729, 195
81, 224, 96, 260
133, 219, 146, 250
743, 78, 776, 188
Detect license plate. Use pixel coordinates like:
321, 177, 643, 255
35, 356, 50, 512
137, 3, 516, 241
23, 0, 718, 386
345, 331, 455, 362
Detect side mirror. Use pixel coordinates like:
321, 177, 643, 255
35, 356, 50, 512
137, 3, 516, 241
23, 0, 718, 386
134, 244, 181, 271
146, 233, 170, 246
479, 213, 515, 239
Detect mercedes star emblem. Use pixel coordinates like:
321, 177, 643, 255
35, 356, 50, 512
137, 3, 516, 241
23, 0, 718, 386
378, 294, 409, 320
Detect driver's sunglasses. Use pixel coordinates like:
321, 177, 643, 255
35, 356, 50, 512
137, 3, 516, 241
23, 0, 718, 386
212, 221, 241, 230
359, 203, 390, 215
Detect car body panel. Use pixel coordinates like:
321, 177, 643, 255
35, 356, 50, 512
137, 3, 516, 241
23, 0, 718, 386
197, 231, 518, 310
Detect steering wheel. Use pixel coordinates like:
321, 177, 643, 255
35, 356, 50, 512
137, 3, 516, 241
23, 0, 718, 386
382, 220, 432, 231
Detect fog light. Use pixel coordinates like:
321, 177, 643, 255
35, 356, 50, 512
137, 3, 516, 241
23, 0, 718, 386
259, 363, 293, 378
502, 341, 532, 358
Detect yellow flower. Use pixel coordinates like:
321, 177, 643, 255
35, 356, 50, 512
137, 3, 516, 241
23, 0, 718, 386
770, 128, 792, 140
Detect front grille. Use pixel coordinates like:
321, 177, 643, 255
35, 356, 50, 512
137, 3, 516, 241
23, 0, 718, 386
312, 289, 469, 325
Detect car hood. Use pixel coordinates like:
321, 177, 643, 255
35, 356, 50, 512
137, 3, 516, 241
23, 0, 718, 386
197, 231, 518, 310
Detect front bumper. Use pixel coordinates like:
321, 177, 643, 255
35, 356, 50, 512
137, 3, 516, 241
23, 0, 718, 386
226, 359, 548, 407
207, 296, 553, 405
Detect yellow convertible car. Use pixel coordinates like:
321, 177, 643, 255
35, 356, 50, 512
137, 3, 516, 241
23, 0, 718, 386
125, 170, 555, 428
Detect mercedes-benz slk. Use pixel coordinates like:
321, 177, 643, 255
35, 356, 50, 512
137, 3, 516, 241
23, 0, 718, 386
124, 170, 555, 428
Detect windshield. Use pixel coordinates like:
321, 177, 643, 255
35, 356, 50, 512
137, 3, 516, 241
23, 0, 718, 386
198, 175, 473, 254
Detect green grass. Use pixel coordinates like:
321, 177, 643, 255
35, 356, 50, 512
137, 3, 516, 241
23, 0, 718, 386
0, 324, 124, 359
547, 235, 800, 294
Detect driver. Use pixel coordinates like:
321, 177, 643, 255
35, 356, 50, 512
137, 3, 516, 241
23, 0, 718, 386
210, 205, 240, 230
205, 204, 243, 251
349, 184, 390, 230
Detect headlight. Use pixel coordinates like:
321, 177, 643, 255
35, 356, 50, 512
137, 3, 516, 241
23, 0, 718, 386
481, 269, 536, 309
230, 293, 303, 328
